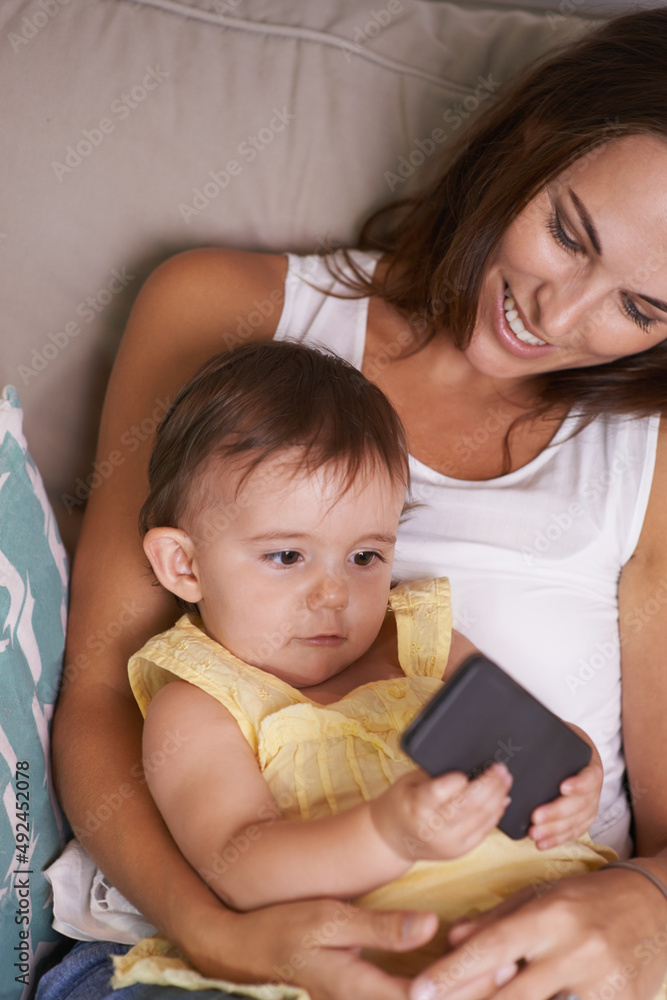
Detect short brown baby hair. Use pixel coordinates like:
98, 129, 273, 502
139, 341, 410, 541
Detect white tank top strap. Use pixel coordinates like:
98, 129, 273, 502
613, 414, 660, 564
274, 250, 380, 369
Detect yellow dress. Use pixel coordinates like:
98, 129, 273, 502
113, 578, 615, 992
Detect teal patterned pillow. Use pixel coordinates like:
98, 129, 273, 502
0, 386, 70, 999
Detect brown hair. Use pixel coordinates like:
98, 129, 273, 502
328, 9, 667, 421
140, 341, 410, 543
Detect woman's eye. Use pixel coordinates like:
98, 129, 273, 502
265, 551, 302, 566
547, 211, 585, 256
621, 294, 655, 334
352, 551, 382, 567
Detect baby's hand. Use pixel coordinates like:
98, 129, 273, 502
369, 763, 512, 863
528, 724, 603, 850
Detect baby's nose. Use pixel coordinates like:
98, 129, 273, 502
307, 573, 348, 611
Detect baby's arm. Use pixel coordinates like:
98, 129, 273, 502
143, 680, 512, 911
528, 723, 604, 850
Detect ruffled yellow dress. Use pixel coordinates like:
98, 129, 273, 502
113, 578, 615, 993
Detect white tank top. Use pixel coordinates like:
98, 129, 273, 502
274, 250, 661, 857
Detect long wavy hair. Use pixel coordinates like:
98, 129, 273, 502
327, 9, 667, 421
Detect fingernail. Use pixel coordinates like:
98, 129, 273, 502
448, 919, 473, 942
402, 911, 436, 941
412, 979, 438, 1000
495, 964, 517, 986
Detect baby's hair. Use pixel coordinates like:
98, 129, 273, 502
139, 341, 410, 542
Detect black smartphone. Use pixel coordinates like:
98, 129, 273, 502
400, 653, 592, 839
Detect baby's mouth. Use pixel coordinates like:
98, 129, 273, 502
504, 285, 547, 347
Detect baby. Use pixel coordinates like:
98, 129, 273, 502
116, 342, 613, 989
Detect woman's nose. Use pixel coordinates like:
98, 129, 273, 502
537, 274, 609, 342
306, 573, 348, 611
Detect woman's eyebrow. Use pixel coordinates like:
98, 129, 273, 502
569, 188, 602, 255
638, 292, 667, 315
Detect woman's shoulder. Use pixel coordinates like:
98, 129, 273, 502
151, 246, 289, 290
127, 248, 290, 352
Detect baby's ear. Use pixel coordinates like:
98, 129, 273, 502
143, 527, 202, 605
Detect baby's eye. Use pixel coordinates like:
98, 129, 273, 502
352, 551, 382, 567
265, 551, 302, 566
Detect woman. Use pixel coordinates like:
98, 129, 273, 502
47, 8, 667, 1000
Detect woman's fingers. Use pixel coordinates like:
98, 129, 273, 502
358, 907, 441, 953
329, 957, 413, 1000
410, 889, 563, 1000
415, 869, 667, 1000
228, 901, 439, 1000
297, 907, 436, 1000
447, 888, 536, 946
282, 900, 439, 953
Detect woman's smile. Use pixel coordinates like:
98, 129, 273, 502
493, 281, 554, 358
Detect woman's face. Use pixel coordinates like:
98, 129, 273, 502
467, 135, 667, 383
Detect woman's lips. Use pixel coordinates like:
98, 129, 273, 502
494, 284, 555, 359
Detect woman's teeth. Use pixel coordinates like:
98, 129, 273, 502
503, 288, 547, 346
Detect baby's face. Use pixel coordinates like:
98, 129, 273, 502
185, 455, 406, 688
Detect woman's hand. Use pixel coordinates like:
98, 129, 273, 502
409, 866, 667, 1000
528, 725, 604, 851
184, 896, 439, 1000
370, 764, 513, 863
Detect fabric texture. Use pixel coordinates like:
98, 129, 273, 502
274, 249, 662, 859
45, 841, 158, 945
0, 386, 70, 1000
116, 577, 614, 990
33, 940, 237, 1000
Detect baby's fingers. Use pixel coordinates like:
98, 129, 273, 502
444, 766, 513, 840
425, 770, 472, 806
530, 797, 595, 848
560, 763, 602, 796
530, 816, 588, 849
434, 763, 511, 819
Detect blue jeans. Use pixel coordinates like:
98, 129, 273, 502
34, 941, 246, 1000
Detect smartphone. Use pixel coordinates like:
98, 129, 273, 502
400, 653, 592, 839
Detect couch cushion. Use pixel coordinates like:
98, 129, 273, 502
0, 386, 70, 999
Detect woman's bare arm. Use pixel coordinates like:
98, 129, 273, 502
618, 417, 667, 860
52, 248, 436, 992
